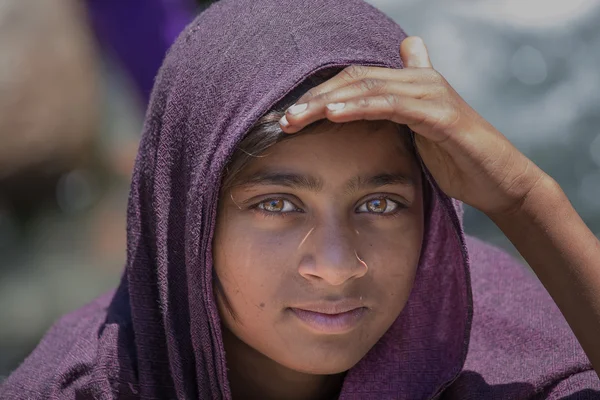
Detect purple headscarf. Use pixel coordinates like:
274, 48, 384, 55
2, 0, 598, 398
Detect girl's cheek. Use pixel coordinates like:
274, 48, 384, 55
219, 219, 303, 271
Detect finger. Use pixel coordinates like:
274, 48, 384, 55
320, 95, 450, 143
293, 65, 424, 105
281, 80, 430, 133
400, 36, 433, 69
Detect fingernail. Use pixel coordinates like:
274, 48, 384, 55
326, 102, 345, 111
279, 115, 289, 127
287, 103, 308, 115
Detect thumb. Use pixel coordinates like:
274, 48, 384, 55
400, 36, 433, 68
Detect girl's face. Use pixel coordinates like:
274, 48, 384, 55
214, 120, 424, 375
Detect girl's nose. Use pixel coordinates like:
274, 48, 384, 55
297, 223, 368, 286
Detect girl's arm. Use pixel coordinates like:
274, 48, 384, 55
488, 174, 600, 378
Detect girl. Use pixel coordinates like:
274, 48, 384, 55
2, 0, 600, 398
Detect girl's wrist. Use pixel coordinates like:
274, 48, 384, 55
485, 171, 563, 222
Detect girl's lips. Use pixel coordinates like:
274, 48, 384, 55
289, 307, 368, 334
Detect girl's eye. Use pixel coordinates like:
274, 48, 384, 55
257, 198, 297, 213
357, 198, 401, 214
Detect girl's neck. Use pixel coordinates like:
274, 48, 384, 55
222, 327, 346, 400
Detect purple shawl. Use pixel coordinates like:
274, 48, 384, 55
2, 0, 598, 398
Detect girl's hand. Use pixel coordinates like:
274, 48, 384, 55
279, 36, 548, 216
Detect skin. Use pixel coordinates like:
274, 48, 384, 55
213, 120, 424, 400
281, 36, 600, 380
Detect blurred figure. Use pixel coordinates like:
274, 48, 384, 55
0, 0, 99, 221
0, 0, 214, 379
85, 0, 202, 104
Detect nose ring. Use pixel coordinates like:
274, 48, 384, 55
355, 250, 368, 270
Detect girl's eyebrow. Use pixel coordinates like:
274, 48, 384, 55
344, 173, 415, 194
236, 170, 415, 193
237, 171, 323, 192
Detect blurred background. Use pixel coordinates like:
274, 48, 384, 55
0, 0, 599, 380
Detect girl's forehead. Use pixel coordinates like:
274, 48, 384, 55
235, 121, 419, 186
263, 121, 410, 162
